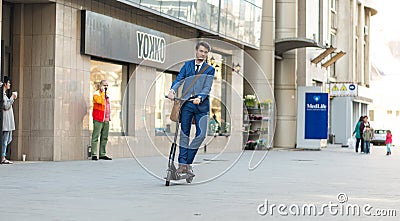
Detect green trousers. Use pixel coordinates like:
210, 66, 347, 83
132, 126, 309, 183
91, 120, 110, 157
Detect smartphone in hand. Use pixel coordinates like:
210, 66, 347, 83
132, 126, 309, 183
12, 91, 18, 99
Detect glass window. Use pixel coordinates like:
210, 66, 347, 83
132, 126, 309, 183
210, 0, 220, 32
368, 110, 374, 121
121, 0, 140, 4
237, 0, 246, 41
155, 72, 177, 136
90, 60, 125, 133
140, 0, 161, 12
244, 1, 255, 44
208, 52, 230, 135
160, 0, 181, 17
225, 0, 240, 39
195, 0, 212, 30
179, 0, 197, 23
118, 0, 262, 48
253, 6, 262, 47
219, 0, 228, 35
253, 0, 263, 7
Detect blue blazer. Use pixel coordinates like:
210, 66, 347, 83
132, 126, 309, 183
171, 60, 215, 113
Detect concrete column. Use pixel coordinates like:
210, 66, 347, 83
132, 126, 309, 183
357, 3, 365, 85
10, 4, 25, 161
0, 0, 2, 66
364, 9, 371, 87
297, 0, 306, 86
0, 0, 3, 42
336, 0, 354, 82
274, 0, 298, 148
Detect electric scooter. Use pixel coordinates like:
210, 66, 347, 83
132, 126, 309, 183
164, 96, 195, 186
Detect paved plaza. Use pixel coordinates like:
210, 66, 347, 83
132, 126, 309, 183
1, 145, 399, 220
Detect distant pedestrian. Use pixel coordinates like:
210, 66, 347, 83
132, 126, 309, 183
385, 130, 392, 155
362, 125, 373, 154
2, 76, 18, 164
359, 116, 370, 153
352, 116, 363, 152
91, 80, 112, 161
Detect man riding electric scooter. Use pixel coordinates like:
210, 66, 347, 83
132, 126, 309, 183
167, 41, 215, 179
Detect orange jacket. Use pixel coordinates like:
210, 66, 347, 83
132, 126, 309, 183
92, 90, 106, 122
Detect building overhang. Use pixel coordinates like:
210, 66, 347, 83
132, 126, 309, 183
275, 37, 326, 59
364, 0, 378, 16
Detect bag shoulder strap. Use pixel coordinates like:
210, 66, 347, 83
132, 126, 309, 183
180, 63, 209, 98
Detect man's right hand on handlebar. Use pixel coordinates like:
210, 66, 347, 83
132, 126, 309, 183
168, 90, 175, 100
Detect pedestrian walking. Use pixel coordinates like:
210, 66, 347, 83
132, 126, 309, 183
385, 130, 392, 155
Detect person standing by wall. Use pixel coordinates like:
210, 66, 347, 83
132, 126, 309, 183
2, 76, 17, 164
91, 80, 112, 161
167, 41, 215, 176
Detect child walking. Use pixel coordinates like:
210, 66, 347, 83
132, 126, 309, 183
385, 130, 392, 155
362, 126, 373, 154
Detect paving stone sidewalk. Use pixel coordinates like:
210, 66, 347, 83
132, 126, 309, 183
1, 145, 399, 220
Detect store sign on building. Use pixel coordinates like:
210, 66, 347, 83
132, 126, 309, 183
329, 83, 358, 96
81, 10, 168, 66
304, 93, 328, 139
137, 31, 166, 63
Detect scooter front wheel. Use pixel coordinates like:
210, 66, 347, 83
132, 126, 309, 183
165, 170, 172, 186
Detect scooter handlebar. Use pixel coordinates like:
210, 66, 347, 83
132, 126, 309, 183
165, 95, 194, 102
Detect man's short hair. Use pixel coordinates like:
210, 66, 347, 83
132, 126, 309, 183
196, 41, 211, 52
100, 80, 107, 85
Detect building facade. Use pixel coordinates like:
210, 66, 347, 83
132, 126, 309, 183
330, 0, 377, 144
270, 0, 377, 148
0, 0, 378, 161
1, 0, 265, 161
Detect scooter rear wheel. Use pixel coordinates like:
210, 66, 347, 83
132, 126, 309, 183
186, 177, 193, 183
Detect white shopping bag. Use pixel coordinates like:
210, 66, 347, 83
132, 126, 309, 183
347, 137, 356, 149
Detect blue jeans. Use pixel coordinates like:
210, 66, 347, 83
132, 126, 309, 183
386, 144, 391, 153
178, 102, 208, 164
364, 141, 370, 154
2, 131, 13, 157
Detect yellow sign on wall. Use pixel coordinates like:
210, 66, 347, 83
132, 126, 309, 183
329, 83, 358, 96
